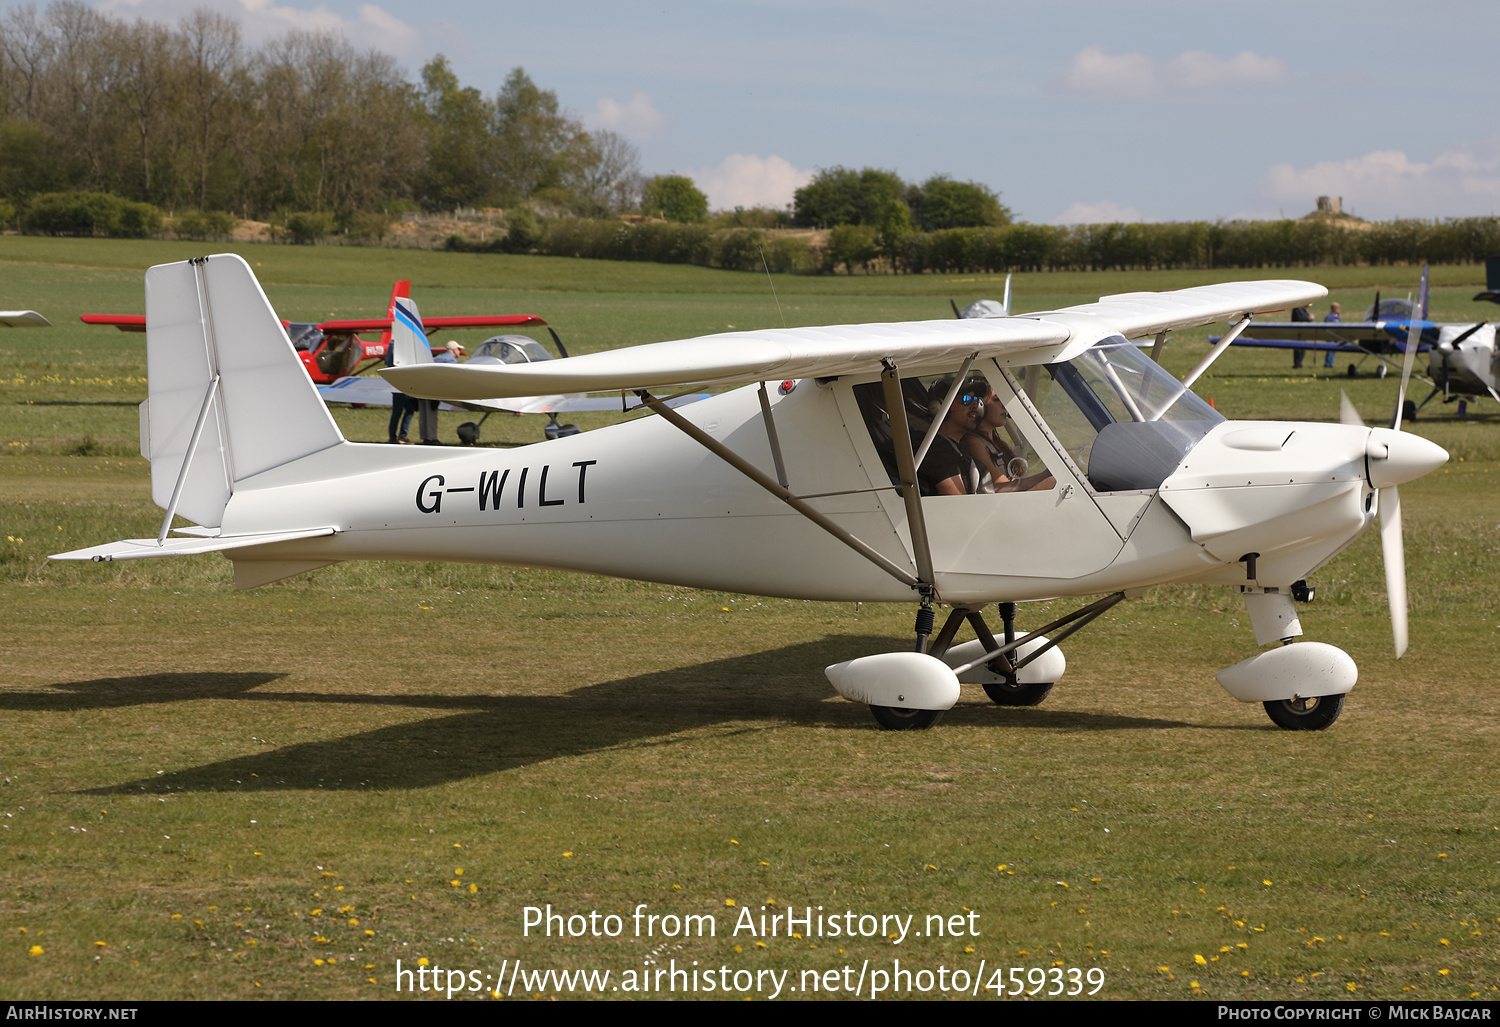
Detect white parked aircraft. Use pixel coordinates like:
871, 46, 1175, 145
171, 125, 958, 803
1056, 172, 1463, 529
54, 255, 1447, 732
1, 310, 51, 327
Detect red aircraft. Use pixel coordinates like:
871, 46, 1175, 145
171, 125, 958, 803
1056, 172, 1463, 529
80, 280, 548, 386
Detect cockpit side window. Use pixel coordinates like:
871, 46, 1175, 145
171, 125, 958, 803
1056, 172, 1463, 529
853, 370, 1056, 496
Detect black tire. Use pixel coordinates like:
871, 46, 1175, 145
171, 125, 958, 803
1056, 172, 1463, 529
1347, 363, 1357, 378
869, 705, 944, 730
1263, 693, 1344, 731
982, 680, 1054, 706
1402, 399, 1417, 424
456, 422, 480, 445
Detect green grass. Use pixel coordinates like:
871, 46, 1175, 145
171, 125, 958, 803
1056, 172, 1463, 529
1, 240, 1497, 1001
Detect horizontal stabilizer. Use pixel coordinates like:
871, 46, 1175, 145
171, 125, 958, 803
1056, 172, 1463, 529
51, 526, 336, 562
382, 318, 1073, 400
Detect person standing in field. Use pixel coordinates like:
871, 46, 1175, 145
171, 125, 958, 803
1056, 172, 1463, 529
1291, 303, 1312, 368
418, 342, 465, 445
1322, 302, 1341, 368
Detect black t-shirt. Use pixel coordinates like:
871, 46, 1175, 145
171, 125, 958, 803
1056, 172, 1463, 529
918, 434, 978, 494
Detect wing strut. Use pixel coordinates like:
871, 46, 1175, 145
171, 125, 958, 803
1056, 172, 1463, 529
879, 360, 937, 592
636, 390, 921, 589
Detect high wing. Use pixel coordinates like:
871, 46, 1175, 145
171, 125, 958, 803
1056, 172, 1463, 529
82, 313, 547, 335
1034, 280, 1328, 338
1, 310, 51, 327
1234, 321, 1390, 346
80, 313, 147, 332
383, 280, 1326, 401
317, 314, 547, 334
318, 371, 705, 415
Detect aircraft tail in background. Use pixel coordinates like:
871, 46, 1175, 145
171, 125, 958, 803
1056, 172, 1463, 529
389, 295, 431, 366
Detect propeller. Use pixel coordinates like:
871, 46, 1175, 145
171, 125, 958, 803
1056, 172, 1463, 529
1370, 299, 1442, 658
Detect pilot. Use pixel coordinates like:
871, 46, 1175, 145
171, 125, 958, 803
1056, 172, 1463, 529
918, 377, 988, 495
962, 386, 1055, 493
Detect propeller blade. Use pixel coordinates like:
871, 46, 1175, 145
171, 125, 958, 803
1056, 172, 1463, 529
1391, 318, 1422, 430
1339, 391, 1363, 426
1378, 485, 1408, 658
1450, 320, 1487, 347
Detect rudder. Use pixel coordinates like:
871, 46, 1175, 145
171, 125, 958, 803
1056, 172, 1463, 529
141, 254, 344, 529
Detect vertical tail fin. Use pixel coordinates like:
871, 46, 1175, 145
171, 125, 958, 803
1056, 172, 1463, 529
374, 279, 411, 354
141, 254, 344, 529
389, 295, 431, 366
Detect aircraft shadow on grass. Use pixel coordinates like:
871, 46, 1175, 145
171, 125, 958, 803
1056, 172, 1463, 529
0, 638, 1237, 795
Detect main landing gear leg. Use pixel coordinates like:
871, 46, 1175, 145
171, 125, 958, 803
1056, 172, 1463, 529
972, 602, 1055, 707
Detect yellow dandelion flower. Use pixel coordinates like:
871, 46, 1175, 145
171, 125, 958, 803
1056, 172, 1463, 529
454, 868, 463, 876
725, 899, 736, 907
1440, 969, 1450, 976
1194, 954, 1207, 965
1441, 939, 1450, 946
348, 918, 358, 925
755, 942, 766, 949
29, 945, 43, 956
469, 884, 477, 894
95, 941, 106, 947
730, 839, 739, 845
365, 930, 374, 936
418, 957, 429, 967
562, 852, 572, 858
1262, 880, 1272, 887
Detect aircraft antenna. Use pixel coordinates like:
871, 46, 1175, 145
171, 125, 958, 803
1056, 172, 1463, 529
759, 247, 787, 329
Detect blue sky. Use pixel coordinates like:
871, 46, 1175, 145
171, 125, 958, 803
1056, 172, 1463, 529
15, 0, 1498, 222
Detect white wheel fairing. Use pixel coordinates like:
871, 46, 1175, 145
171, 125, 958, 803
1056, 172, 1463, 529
825, 652, 961, 711
1215, 642, 1357, 704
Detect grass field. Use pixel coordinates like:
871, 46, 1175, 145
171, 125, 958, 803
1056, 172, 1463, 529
1, 238, 1497, 1001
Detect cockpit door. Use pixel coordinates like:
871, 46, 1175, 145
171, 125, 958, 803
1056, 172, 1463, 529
835, 360, 1126, 604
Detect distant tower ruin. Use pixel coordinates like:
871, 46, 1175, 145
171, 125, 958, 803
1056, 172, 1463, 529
1316, 195, 1343, 215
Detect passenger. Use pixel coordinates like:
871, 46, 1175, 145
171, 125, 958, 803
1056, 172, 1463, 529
962, 386, 1056, 493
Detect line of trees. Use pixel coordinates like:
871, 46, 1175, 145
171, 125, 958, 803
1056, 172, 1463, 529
447, 214, 1500, 274
0, 1, 644, 223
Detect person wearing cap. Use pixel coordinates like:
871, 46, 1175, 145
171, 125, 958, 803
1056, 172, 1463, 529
417, 341, 466, 444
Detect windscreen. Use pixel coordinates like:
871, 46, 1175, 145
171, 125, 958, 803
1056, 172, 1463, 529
1022, 335, 1223, 492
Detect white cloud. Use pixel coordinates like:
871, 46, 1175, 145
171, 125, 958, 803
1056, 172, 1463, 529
1056, 45, 1286, 99
94, 0, 420, 58
584, 93, 667, 142
1053, 201, 1146, 225
1168, 49, 1284, 89
1259, 141, 1500, 219
686, 154, 814, 211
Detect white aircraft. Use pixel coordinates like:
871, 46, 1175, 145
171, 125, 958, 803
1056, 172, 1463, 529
318, 294, 706, 442
54, 254, 1448, 732
1, 310, 51, 327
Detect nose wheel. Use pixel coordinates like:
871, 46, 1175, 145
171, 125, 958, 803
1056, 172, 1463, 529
1263, 693, 1344, 731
